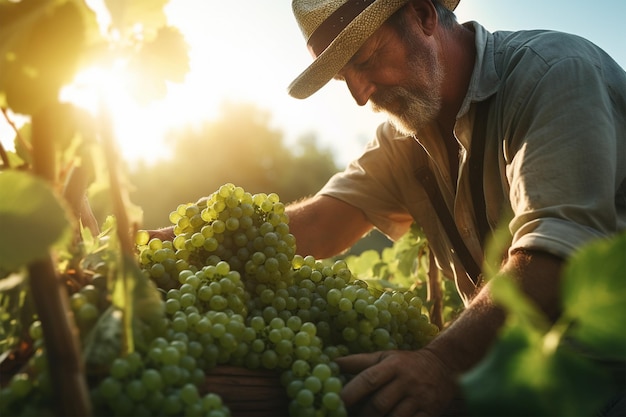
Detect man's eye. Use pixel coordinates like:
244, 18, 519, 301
356, 58, 371, 69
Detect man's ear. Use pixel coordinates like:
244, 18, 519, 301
406, 0, 438, 36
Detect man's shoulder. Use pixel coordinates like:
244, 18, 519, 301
493, 29, 605, 68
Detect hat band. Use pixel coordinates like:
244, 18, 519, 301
307, 0, 376, 58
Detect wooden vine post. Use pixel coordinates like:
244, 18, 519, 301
28, 106, 91, 417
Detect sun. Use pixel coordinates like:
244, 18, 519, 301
60, 63, 197, 165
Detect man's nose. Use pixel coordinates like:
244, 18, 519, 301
344, 72, 375, 106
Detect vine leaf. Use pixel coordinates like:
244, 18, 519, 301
0, 171, 71, 271
461, 324, 615, 417
125, 26, 190, 104
0, 0, 86, 115
104, 0, 169, 36
462, 234, 626, 416
561, 232, 626, 359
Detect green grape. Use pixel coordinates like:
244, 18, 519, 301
141, 368, 163, 391
295, 388, 315, 407
322, 391, 342, 411
99, 376, 122, 399
292, 359, 310, 377
162, 393, 184, 416
338, 298, 353, 312
202, 393, 224, 411
162, 346, 181, 366
180, 383, 200, 405
294, 331, 311, 347
110, 357, 131, 380
261, 349, 278, 369
136, 229, 150, 245
125, 379, 146, 401
209, 295, 228, 311
323, 376, 343, 394
304, 375, 322, 393
8, 373, 32, 398
286, 379, 304, 399
312, 363, 332, 381
28, 320, 43, 341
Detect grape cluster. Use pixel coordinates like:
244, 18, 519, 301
137, 183, 295, 291
0, 184, 439, 417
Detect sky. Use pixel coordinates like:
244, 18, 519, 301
2, 1, 625, 168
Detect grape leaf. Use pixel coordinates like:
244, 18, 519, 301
125, 26, 190, 104
104, 0, 169, 36
345, 249, 380, 278
0, 0, 86, 115
0, 171, 71, 271
461, 323, 616, 417
561, 233, 626, 359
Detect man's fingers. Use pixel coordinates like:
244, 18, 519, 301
147, 226, 175, 241
334, 351, 386, 374
339, 354, 396, 410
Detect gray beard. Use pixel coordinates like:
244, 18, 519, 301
371, 86, 441, 136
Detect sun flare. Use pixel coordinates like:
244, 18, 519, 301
60, 64, 190, 164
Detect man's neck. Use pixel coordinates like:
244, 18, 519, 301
437, 23, 477, 135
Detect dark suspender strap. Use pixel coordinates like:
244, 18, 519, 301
414, 166, 482, 285
413, 99, 491, 286
469, 100, 491, 246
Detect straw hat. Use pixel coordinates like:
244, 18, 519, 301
287, 0, 460, 99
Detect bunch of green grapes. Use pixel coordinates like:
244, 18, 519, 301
137, 183, 296, 293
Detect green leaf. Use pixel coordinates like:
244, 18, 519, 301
112, 251, 164, 354
126, 254, 164, 323
0, 171, 71, 271
0, 0, 86, 115
104, 0, 169, 35
125, 26, 190, 104
561, 233, 626, 359
345, 249, 380, 278
462, 324, 616, 416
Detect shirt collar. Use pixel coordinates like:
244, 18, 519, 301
456, 21, 501, 119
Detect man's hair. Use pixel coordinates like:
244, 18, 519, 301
431, 0, 457, 28
388, 0, 457, 35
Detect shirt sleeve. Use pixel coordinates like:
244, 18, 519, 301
500, 36, 625, 258
317, 122, 417, 241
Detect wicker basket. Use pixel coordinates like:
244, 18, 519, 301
203, 366, 289, 417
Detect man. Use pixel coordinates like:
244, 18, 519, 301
284, 0, 625, 415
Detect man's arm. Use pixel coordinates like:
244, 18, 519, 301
426, 248, 563, 373
286, 195, 374, 259
337, 248, 564, 416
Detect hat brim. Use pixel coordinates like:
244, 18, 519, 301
287, 0, 460, 99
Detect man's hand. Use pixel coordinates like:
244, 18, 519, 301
147, 226, 175, 241
336, 348, 458, 416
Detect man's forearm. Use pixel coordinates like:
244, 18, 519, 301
286, 195, 373, 259
425, 249, 564, 375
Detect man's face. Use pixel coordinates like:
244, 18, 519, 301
336, 18, 444, 136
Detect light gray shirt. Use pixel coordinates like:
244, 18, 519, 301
319, 22, 626, 304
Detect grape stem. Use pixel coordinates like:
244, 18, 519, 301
98, 97, 137, 354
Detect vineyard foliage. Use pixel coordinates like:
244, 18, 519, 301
1, 1, 625, 417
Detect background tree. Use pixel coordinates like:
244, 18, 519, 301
128, 101, 340, 229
